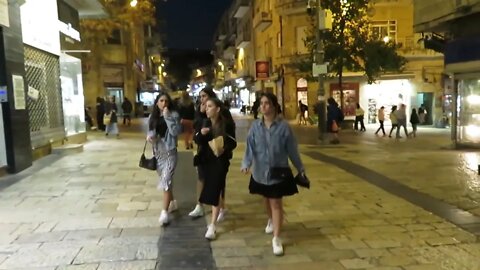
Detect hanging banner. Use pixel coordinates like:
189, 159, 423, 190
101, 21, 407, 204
255, 61, 270, 80
0, 0, 9, 27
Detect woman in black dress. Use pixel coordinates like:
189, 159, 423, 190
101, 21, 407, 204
194, 98, 236, 240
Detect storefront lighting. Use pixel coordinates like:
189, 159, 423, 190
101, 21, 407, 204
196, 69, 202, 77
467, 95, 480, 105
162, 72, 167, 77
158, 66, 162, 75
130, 0, 138, 7
161, 63, 165, 67
383, 36, 390, 43
465, 125, 480, 140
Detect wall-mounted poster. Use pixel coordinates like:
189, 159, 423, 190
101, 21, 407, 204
12, 75, 26, 110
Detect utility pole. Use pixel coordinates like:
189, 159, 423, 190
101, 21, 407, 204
314, 0, 327, 142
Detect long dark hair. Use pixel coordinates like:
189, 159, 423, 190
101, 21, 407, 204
200, 87, 216, 99
149, 92, 174, 131
207, 98, 226, 137
259, 92, 281, 116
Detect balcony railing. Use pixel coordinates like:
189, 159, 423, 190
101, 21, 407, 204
253, 12, 272, 31
236, 31, 251, 48
397, 36, 444, 58
233, 0, 251, 18
276, 0, 307, 16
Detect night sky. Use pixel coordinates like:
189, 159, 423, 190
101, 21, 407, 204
156, 0, 234, 50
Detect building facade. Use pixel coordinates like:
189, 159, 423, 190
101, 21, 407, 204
414, 0, 480, 147
213, 0, 444, 122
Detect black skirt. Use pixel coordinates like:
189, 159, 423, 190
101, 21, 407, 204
249, 176, 298, 199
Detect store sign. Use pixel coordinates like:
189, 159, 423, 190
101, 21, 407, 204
255, 61, 269, 80
0, 0, 9, 27
20, 0, 61, 56
58, 21, 81, 42
12, 75, 26, 110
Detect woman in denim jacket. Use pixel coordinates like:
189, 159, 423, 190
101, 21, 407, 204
146, 93, 181, 226
241, 93, 305, 256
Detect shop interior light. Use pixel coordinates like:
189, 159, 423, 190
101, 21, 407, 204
465, 124, 480, 140
467, 95, 480, 105
130, 0, 138, 7
162, 72, 167, 77
383, 36, 390, 43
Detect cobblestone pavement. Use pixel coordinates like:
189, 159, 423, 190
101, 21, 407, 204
0, 117, 479, 269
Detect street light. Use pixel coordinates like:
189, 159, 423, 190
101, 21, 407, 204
130, 0, 137, 7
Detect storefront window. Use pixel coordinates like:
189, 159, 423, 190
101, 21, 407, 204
60, 53, 85, 136
457, 79, 480, 144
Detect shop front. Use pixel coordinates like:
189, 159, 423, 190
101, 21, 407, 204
58, 0, 85, 139
21, 0, 65, 150
330, 82, 360, 119
360, 79, 414, 124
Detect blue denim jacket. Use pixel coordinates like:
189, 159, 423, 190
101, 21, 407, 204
147, 111, 180, 151
241, 118, 304, 185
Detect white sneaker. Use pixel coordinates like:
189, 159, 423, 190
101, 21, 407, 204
158, 210, 169, 225
188, 204, 204, 217
216, 208, 226, 223
168, 200, 178, 213
265, 219, 273, 234
205, 224, 216, 240
272, 236, 284, 256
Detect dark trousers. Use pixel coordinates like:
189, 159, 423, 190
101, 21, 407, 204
375, 120, 386, 135
123, 113, 131, 125
354, 116, 366, 131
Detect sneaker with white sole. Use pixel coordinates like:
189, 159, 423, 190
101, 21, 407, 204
188, 204, 204, 217
265, 219, 273, 234
158, 210, 169, 225
168, 200, 178, 213
216, 208, 226, 222
272, 236, 284, 256
205, 224, 216, 240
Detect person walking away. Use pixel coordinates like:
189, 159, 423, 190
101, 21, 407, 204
388, 106, 398, 138
195, 98, 236, 240
241, 93, 306, 256
375, 106, 386, 136
409, 108, 420, 137
105, 96, 120, 138
146, 93, 181, 226
121, 97, 133, 126
354, 103, 366, 131
178, 92, 195, 149
96, 97, 106, 131
327, 97, 343, 144
395, 104, 409, 138
252, 98, 260, 119
298, 100, 308, 125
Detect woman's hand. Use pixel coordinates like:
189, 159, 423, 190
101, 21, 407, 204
200, 127, 210, 135
200, 103, 206, 113
146, 135, 155, 143
241, 167, 250, 174
163, 107, 169, 116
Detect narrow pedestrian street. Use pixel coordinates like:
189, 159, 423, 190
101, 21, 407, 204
1, 116, 480, 270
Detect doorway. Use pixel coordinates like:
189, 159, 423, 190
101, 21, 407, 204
416, 92, 433, 125
105, 87, 124, 115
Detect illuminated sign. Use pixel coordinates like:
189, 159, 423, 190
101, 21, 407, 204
20, 0, 61, 56
58, 21, 81, 42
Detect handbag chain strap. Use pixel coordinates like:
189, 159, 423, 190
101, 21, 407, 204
143, 141, 155, 155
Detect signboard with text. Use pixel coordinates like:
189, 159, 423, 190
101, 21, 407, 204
255, 61, 269, 80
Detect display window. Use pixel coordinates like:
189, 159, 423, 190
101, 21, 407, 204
60, 53, 85, 136
456, 78, 480, 144
330, 83, 359, 118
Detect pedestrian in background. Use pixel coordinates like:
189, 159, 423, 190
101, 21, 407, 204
418, 104, 426, 124
327, 97, 343, 144
105, 96, 119, 138
195, 98, 236, 240
354, 103, 366, 131
178, 92, 195, 149
298, 100, 308, 125
388, 105, 398, 138
146, 92, 181, 226
375, 106, 386, 136
395, 104, 409, 138
241, 93, 306, 256
409, 108, 420, 138
96, 97, 106, 131
121, 97, 133, 126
